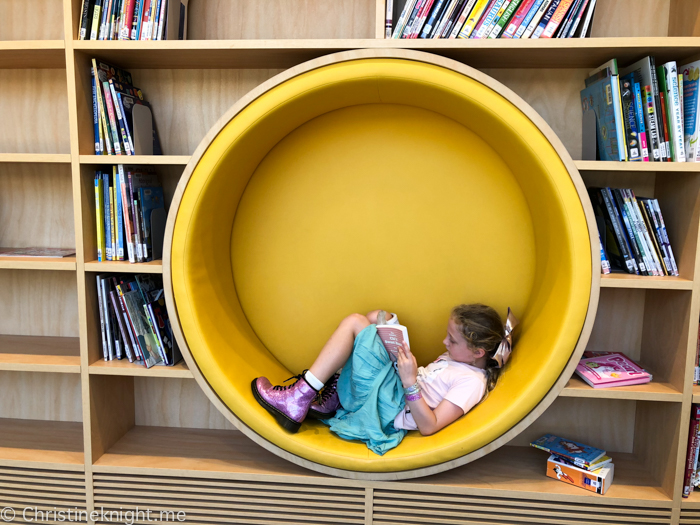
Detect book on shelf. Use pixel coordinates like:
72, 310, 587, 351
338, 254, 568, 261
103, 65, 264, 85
575, 352, 652, 388
94, 165, 166, 264
685, 405, 700, 497
546, 454, 614, 494
95, 273, 181, 368
531, 434, 606, 469
0, 247, 75, 258
582, 55, 700, 162
589, 187, 678, 277
91, 60, 162, 156
389, 0, 595, 38
79, 0, 188, 40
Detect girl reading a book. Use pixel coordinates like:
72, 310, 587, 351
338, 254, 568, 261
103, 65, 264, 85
252, 304, 518, 455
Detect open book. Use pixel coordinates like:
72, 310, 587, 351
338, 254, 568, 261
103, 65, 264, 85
375, 311, 410, 363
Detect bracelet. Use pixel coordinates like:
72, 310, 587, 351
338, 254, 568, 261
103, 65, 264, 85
403, 382, 420, 395
405, 391, 422, 402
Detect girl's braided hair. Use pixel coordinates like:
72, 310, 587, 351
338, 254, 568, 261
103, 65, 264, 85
451, 303, 506, 393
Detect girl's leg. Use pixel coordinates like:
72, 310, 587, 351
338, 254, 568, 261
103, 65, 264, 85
308, 313, 371, 384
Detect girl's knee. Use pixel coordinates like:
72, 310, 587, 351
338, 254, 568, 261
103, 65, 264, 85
342, 313, 370, 335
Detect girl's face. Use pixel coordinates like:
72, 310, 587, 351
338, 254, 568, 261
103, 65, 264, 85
443, 317, 485, 365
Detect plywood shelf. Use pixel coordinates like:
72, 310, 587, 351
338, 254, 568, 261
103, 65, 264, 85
73, 37, 700, 69
0, 335, 80, 373
80, 155, 190, 165
575, 161, 700, 172
89, 359, 191, 378
84, 260, 163, 273
0, 256, 76, 271
561, 376, 682, 402
600, 273, 693, 290
0, 418, 84, 470
683, 489, 700, 508
0, 154, 71, 164
0, 40, 65, 69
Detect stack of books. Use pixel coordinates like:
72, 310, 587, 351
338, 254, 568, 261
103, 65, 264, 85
531, 434, 614, 495
94, 165, 165, 264
91, 60, 162, 157
96, 273, 181, 368
575, 351, 652, 389
589, 187, 678, 277
387, 0, 597, 39
581, 57, 700, 163
78, 0, 189, 40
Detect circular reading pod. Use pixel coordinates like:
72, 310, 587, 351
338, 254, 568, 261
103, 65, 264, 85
164, 49, 599, 480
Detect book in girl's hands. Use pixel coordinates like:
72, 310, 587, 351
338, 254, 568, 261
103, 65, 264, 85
376, 322, 410, 363
531, 434, 606, 469
575, 352, 652, 388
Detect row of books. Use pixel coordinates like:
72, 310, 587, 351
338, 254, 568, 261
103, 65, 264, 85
684, 405, 700, 497
575, 351, 651, 389
589, 187, 678, 277
582, 56, 700, 162
96, 273, 181, 368
386, 0, 597, 39
92, 59, 162, 156
78, 0, 188, 40
531, 434, 614, 495
95, 165, 166, 264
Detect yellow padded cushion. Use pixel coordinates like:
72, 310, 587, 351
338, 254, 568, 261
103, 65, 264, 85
171, 58, 591, 473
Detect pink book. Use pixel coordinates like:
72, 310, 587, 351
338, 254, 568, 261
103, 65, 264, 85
575, 352, 652, 388
376, 323, 410, 362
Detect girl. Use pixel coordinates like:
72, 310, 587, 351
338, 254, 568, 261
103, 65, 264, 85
252, 304, 517, 455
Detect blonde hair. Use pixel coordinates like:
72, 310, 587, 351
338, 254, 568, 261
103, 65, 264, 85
451, 303, 506, 393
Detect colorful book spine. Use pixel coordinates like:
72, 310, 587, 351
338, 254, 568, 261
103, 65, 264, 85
449, 0, 477, 37
113, 167, 125, 261
643, 85, 661, 161
91, 70, 102, 155
531, 0, 560, 38
611, 188, 647, 275
599, 232, 610, 274
386, 0, 394, 37
102, 80, 123, 154
489, 0, 522, 37
482, 0, 512, 38
609, 76, 627, 161
501, 0, 535, 37
435, 0, 463, 38
472, 0, 505, 38
633, 82, 650, 161
458, 0, 491, 37
108, 80, 132, 155
540, 0, 573, 38
664, 62, 686, 161
110, 289, 134, 362
565, 0, 588, 37
95, 175, 105, 262
109, 183, 117, 261
685, 406, 700, 497
555, 0, 582, 38
650, 57, 669, 161
90, 0, 102, 40
520, 0, 550, 38
651, 199, 679, 275
628, 189, 664, 276
392, 0, 418, 38
103, 172, 112, 260
619, 77, 642, 161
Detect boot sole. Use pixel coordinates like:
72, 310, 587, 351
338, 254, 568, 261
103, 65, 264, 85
307, 408, 337, 419
251, 379, 302, 433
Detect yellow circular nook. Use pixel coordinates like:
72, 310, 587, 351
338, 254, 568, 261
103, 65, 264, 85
164, 49, 600, 480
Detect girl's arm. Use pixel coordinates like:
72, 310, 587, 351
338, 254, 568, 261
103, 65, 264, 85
396, 341, 464, 436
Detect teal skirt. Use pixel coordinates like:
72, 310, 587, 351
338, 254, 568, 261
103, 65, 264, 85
323, 324, 407, 455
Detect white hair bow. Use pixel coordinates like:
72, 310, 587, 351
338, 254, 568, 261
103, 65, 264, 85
492, 308, 518, 369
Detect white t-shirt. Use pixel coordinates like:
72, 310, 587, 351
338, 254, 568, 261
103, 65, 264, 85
393, 352, 487, 431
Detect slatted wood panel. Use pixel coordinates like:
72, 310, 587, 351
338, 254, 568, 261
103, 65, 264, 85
681, 508, 700, 524
0, 465, 86, 523
373, 490, 672, 525
93, 473, 366, 524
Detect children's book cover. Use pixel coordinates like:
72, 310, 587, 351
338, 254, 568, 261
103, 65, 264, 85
581, 77, 622, 161
546, 455, 614, 494
575, 352, 652, 388
531, 434, 605, 468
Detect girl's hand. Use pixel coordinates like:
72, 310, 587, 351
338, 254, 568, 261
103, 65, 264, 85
397, 340, 417, 388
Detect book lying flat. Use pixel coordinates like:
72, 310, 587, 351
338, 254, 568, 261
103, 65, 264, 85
0, 247, 76, 258
531, 434, 606, 469
575, 352, 652, 388
547, 454, 614, 494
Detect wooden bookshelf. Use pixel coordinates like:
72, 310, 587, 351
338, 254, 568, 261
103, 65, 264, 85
1, 0, 699, 522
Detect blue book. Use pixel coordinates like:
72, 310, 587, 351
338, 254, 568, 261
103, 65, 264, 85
632, 81, 649, 160
514, 0, 545, 38
91, 70, 101, 154
420, 0, 448, 38
580, 76, 624, 161
530, 434, 605, 469
102, 172, 112, 261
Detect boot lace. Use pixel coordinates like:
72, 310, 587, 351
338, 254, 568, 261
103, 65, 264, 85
318, 373, 339, 404
272, 373, 304, 391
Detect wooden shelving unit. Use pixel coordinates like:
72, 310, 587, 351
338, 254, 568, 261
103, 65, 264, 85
2, 0, 700, 523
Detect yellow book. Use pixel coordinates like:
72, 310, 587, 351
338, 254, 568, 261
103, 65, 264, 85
458, 0, 491, 38
110, 183, 116, 261
95, 176, 105, 262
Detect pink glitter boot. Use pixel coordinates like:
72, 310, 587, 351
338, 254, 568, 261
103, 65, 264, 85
251, 371, 319, 433
307, 372, 341, 419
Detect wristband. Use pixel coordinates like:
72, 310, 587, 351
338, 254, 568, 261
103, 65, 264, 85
403, 382, 420, 395
405, 391, 422, 402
